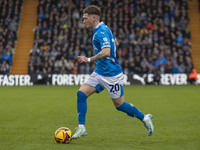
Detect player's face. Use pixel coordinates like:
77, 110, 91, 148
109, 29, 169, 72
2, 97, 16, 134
83, 13, 94, 29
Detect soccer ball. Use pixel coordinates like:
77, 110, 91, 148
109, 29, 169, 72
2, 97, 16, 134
54, 127, 72, 144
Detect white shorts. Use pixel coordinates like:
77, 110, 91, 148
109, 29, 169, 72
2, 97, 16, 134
84, 72, 124, 99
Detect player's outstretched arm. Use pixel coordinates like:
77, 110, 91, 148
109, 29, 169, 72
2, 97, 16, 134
77, 47, 110, 64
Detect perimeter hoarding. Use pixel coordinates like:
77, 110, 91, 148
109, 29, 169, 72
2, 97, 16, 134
0, 74, 199, 86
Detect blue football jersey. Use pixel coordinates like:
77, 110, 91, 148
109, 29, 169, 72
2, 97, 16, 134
92, 22, 122, 77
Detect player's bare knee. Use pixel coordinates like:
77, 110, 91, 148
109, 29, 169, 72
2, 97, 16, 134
78, 84, 97, 97
112, 96, 125, 107
113, 101, 121, 107
78, 84, 86, 92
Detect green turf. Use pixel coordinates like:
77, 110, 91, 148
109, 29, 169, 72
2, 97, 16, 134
0, 85, 200, 150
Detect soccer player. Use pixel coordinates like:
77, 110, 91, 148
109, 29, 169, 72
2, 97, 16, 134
72, 5, 154, 139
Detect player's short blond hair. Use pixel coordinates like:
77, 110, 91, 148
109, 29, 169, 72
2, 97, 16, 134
83, 5, 101, 16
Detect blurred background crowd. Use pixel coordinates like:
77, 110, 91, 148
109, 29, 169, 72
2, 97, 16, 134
0, 0, 194, 76
0, 0, 23, 74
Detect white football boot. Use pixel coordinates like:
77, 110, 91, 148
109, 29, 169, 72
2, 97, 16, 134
72, 126, 87, 139
143, 114, 154, 136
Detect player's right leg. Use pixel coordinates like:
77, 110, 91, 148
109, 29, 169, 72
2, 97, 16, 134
112, 96, 154, 136
72, 84, 97, 139
143, 114, 154, 136
99, 73, 154, 136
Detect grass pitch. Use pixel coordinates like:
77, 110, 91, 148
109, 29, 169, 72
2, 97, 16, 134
0, 85, 200, 150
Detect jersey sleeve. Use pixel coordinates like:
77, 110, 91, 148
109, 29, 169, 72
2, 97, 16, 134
96, 31, 111, 49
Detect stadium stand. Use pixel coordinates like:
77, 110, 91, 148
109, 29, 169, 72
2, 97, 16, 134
26, 0, 193, 75
188, 0, 200, 73
11, 0, 38, 74
0, 0, 23, 74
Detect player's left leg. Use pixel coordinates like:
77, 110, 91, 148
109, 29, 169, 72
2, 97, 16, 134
77, 83, 97, 125
73, 72, 104, 139
72, 84, 97, 139
112, 96, 154, 136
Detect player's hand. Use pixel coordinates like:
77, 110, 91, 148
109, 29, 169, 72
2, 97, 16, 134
77, 56, 88, 64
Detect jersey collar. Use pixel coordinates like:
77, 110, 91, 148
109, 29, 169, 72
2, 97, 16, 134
93, 22, 104, 33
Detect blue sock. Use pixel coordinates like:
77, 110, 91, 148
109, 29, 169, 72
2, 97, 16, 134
77, 90, 88, 125
116, 102, 144, 121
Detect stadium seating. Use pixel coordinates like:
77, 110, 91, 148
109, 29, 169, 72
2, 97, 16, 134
0, 0, 23, 74
25, 0, 193, 75
188, 0, 200, 73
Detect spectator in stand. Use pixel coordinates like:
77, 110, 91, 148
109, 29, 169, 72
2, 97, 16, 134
172, 61, 180, 73
188, 68, 198, 84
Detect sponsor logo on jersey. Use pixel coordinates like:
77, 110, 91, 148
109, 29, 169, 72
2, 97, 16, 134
103, 37, 108, 41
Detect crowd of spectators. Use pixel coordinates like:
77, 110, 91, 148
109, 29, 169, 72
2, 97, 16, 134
28, 0, 193, 77
0, 0, 23, 74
